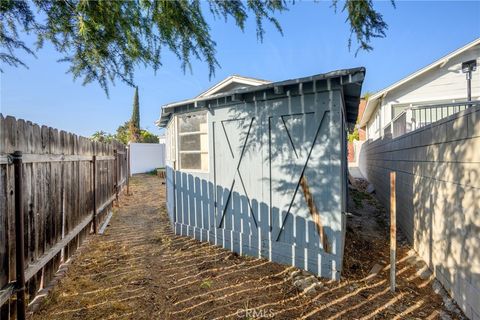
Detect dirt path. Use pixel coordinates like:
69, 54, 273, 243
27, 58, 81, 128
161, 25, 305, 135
31, 175, 462, 320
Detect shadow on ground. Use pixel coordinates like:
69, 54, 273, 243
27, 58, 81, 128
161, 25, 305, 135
30, 175, 462, 320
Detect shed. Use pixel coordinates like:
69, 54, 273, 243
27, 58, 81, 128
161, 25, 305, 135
158, 68, 365, 279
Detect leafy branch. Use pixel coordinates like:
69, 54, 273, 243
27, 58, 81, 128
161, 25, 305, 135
1, 0, 393, 95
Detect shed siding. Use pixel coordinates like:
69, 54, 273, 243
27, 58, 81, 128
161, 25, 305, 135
165, 89, 348, 279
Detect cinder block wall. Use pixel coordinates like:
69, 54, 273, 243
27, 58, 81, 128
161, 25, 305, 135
361, 106, 480, 319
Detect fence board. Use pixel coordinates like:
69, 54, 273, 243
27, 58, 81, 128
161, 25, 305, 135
0, 115, 9, 319
0, 114, 128, 318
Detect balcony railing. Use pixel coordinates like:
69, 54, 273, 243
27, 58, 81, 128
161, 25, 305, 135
391, 101, 479, 138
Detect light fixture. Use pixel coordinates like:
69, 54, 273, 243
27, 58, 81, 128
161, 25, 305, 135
462, 59, 477, 102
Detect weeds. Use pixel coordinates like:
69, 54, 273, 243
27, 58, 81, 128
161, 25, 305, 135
146, 169, 157, 176
200, 279, 213, 289
350, 189, 369, 208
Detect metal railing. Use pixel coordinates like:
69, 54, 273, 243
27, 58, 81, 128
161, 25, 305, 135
391, 101, 479, 138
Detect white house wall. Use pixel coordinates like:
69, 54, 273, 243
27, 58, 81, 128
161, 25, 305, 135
385, 46, 480, 105
367, 45, 480, 140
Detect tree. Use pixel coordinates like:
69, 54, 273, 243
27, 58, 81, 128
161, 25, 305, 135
115, 121, 130, 144
91, 125, 159, 144
140, 130, 159, 143
333, 0, 394, 54
362, 91, 374, 101
116, 121, 159, 144
131, 87, 140, 130
347, 127, 360, 142
1, 0, 393, 94
129, 87, 141, 142
91, 130, 114, 143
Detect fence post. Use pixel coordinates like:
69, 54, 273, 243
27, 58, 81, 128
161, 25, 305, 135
114, 149, 118, 205
92, 155, 97, 234
390, 171, 396, 292
126, 146, 130, 195
12, 151, 26, 320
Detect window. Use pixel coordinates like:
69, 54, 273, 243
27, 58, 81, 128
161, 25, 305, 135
177, 113, 208, 171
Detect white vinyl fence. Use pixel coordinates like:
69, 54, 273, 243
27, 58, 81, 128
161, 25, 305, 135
129, 142, 165, 175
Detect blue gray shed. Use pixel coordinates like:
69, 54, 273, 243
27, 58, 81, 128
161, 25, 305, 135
158, 68, 365, 280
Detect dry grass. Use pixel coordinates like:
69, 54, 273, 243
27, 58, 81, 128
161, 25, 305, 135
30, 175, 462, 320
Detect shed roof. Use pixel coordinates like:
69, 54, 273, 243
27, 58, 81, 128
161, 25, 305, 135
157, 67, 366, 128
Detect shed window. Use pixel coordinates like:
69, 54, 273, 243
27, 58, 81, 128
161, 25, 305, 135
178, 113, 208, 171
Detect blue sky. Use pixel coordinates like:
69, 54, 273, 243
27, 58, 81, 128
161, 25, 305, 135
1, 1, 479, 137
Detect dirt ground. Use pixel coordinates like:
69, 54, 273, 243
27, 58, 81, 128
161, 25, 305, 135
30, 174, 463, 320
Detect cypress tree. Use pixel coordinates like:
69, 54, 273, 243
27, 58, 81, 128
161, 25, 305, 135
129, 87, 141, 142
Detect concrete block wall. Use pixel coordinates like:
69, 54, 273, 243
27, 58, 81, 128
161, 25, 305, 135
361, 106, 480, 319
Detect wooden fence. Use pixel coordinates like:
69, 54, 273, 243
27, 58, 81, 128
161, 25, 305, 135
0, 115, 129, 319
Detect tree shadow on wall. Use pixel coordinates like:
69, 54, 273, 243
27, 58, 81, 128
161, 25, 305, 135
359, 106, 480, 316
218, 92, 343, 263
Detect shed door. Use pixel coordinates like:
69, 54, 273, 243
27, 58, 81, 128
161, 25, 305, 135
213, 117, 260, 235
269, 110, 331, 253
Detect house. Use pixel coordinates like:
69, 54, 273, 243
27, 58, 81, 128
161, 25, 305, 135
359, 38, 480, 140
157, 68, 365, 279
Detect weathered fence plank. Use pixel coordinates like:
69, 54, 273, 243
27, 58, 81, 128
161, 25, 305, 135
0, 115, 8, 317
5, 116, 17, 318
0, 114, 128, 319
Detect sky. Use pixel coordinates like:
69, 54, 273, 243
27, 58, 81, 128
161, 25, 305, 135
1, 1, 479, 137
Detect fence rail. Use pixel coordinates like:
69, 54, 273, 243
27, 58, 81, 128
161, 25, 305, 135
391, 101, 479, 138
0, 114, 129, 319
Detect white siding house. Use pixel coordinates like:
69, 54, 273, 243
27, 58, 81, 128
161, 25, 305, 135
360, 38, 480, 140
